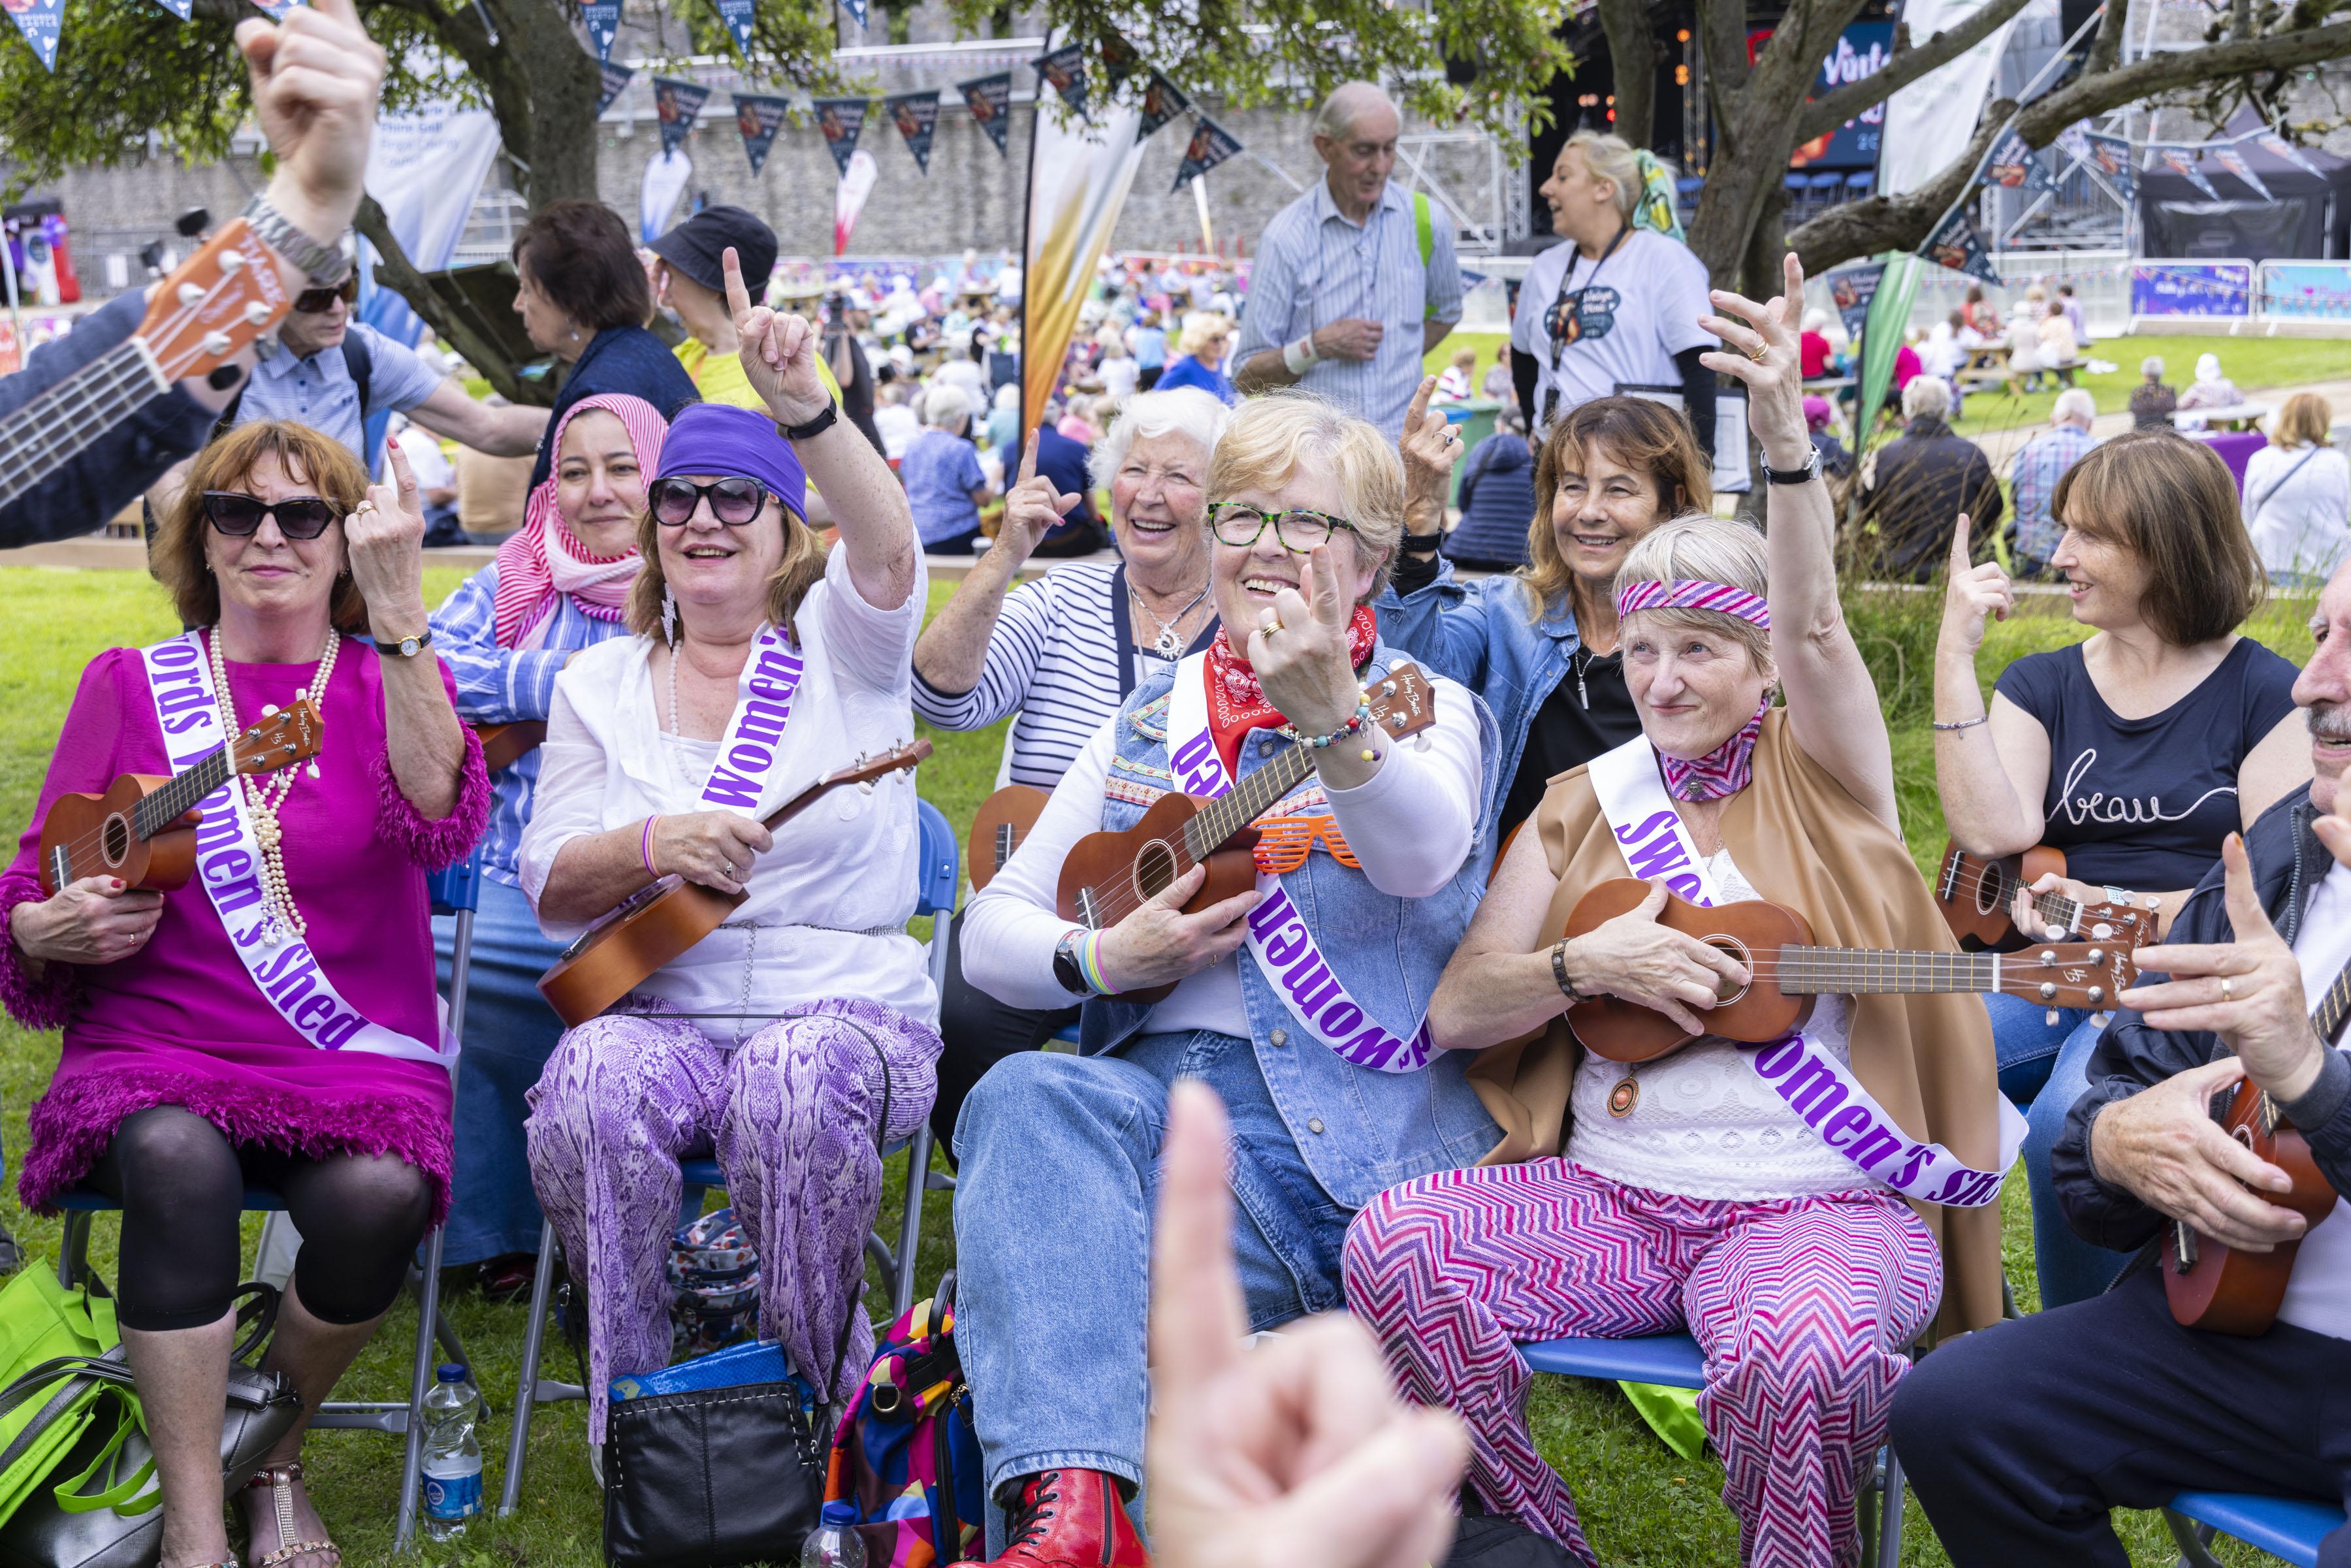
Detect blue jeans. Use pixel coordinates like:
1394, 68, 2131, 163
952, 1029, 1352, 1547
1985, 991, 2134, 1309
432, 874, 571, 1267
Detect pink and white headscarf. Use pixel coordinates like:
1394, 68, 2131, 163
1616, 577, 1774, 801
491, 393, 669, 649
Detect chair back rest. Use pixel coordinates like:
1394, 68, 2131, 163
913, 799, 958, 919
428, 849, 483, 917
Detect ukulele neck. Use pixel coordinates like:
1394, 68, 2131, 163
130, 743, 233, 842
2029, 888, 2083, 933
1181, 741, 1319, 858
1772, 946, 2001, 995
0, 340, 168, 512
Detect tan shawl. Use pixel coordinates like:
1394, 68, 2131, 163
1464, 710, 2006, 1336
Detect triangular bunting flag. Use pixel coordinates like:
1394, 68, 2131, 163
839, 0, 865, 24
1919, 204, 1999, 285
813, 97, 868, 176
2083, 131, 2136, 202
4, 0, 62, 70
1986, 127, 2060, 195
596, 59, 635, 117
959, 72, 1013, 157
247, 0, 303, 16
1033, 42, 1087, 118
580, 0, 620, 61
713, 0, 755, 58
1097, 34, 1139, 89
150, 0, 193, 20
2213, 146, 2271, 200
1136, 72, 1190, 144
2259, 131, 2326, 180
1827, 262, 1885, 339
2160, 147, 2220, 201
734, 93, 790, 175
1172, 114, 1241, 193
886, 89, 940, 173
652, 76, 711, 155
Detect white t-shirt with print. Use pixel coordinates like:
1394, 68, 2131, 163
1511, 229, 1715, 436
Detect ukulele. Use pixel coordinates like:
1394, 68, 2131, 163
1933, 840, 2159, 953
473, 721, 547, 774
1560, 878, 2136, 1064
536, 740, 932, 1027
1055, 666, 1439, 1005
967, 784, 1049, 894
36, 699, 323, 897
0, 221, 287, 515
2164, 955, 2351, 1336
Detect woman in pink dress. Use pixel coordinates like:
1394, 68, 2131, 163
1, 420, 488, 1568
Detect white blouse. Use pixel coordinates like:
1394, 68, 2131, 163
518, 548, 938, 1038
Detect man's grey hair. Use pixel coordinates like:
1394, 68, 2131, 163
1313, 82, 1401, 143
1902, 376, 1953, 421
2053, 388, 2096, 427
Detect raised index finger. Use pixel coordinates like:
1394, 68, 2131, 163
722, 246, 752, 327
1017, 427, 1040, 487
1405, 374, 1435, 432
1149, 1080, 1249, 1390
1949, 511, 1972, 569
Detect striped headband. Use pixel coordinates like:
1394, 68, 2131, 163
1614, 578, 1772, 630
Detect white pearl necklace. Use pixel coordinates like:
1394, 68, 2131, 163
207, 625, 337, 948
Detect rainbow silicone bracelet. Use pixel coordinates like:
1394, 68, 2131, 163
1076, 930, 1118, 995
641, 815, 661, 878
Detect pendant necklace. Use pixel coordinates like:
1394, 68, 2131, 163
1130, 577, 1211, 660
208, 626, 338, 948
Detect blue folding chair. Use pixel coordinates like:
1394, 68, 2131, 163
1519, 1333, 1907, 1567
2166, 1493, 2345, 1567
53, 846, 487, 1554
499, 798, 961, 1512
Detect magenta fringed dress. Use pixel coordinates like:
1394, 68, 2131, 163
0, 642, 492, 1220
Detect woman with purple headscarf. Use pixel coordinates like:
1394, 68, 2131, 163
516, 259, 938, 1472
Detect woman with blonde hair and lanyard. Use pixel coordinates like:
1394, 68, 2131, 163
1345, 256, 2012, 1568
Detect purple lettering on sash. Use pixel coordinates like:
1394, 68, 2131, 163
1821, 1105, 1872, 1149
315, 1012, 362, 1048
149, 641, 198, 669
1846, 1126, 1901, 1170
213, 876, 265, 918
1170, 731, 1215, 773
200, 848, 252, 885
1247, 886, 1296, 938
1281, 957, 1343, 1016
155, 685, 208, 718
193, 810, 244, 859
1612, 810, 1678, 847
753, 647, 803, 686
1622, 825, 1691, 882
1262, 921, 1309, 968
293, 995, 336, 1031
1779, 1055, 1847, 1124
1749, 1038, 1803, 1078
1667, 873, 1705, 901
747, 677, 796, 704
1894, 1145, 1932, 1187
726, 741, 773, 777
701, 767, 763, 810
1344, 1023, 1401, 1070
1319, 1000, 1364, 1038
735, 698, 793, 750
258, 944, 319, 994
167, 742, 216, 771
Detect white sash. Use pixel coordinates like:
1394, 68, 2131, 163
1164, 652, 1433, 1074
139, 633, 443, 1066
1585, 734, 2027, 1208
688, 624, 806, 813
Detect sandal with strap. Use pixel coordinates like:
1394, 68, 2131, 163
241, 1463, 341, 1568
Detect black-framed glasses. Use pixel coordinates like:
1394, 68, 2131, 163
1206, 502, 1359, 554
650, 476, 771, 526
291, 275, 359, 315
200, 492, 340, 540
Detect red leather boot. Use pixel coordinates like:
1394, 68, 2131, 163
980, 1468, 1149, 1567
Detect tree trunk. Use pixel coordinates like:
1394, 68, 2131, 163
1596, 0, 1658, 150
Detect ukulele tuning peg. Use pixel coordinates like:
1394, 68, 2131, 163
177, 283, 206, 308
216, 249, 244, 274
2039, 981, 2058, 1001
244, 301, 273, 326
2086, 948, 2104, 965
2087, 987, 2105, 1006
202, 330, 232, 356
2038, 948, 2058, 964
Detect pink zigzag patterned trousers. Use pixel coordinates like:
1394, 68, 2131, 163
1343, 1160, 1941, 1568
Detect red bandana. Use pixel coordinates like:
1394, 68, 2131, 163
1201, 605, 1380, 773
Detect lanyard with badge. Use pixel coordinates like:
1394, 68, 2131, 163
1539, 224, 1630, 429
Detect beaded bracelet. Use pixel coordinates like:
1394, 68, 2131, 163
1279, 697, 1373, 751
641, 815, 662, 878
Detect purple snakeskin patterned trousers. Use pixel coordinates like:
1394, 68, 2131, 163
524, 996, 939, 1443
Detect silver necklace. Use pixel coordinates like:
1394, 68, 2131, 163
1130, 577, 1211, 660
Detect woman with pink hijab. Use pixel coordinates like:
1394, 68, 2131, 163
424, 391, 669, 1295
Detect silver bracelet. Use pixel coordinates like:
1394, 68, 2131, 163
1932, 714, 1989, 732
240, 195, 351, 289
1550, 940, 1586, 1004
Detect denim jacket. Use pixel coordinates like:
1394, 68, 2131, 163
1078, 644, 1503, 1209
1377, 566, 1579, 839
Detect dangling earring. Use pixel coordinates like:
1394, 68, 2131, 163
662, 584, 677, 647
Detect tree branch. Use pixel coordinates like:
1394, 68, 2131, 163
2085, 0, 2130, 78
1795, 0, 2034, 144
355, 196, 551, 405
1597, 0, 1658, 148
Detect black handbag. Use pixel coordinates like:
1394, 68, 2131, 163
599, 1015, 893, 1568
0, 1285, 300, 1568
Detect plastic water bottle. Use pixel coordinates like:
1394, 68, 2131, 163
801, 1501, 866, 1567
421, 1363, 484, 1541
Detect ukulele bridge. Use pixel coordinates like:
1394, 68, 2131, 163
2172, 1219, 2200, 1273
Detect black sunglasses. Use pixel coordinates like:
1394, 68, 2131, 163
650, 476, 771, 526
200, 492, 341, 540
291, 275, 360, 315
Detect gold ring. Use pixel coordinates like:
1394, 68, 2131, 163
1748, 344, 1769, 363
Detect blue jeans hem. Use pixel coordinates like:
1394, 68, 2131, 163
984, 1448, 1144, 1499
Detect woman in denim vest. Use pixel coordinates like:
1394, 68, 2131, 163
1384, 390, 1712, 848
954, 392, 1498, 1567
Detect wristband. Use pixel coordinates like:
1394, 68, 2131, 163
641, 815, 662, 878
1283, 334, 1319, 376
1550, 939, 1586, 1003
1932, 714, 1989, 732
1076, 931, 1119, 995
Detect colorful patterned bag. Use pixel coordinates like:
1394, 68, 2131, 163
667, 1206, 761, 1356
822, 1274, 984, 1567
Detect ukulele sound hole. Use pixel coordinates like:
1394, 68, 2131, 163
1134, 840, 1179, 901
1707, 937, 1753, 1004
102, 814, 130, 867
1974, 865, 2006, 917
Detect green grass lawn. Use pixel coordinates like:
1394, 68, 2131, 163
0, 565, 2299, 1566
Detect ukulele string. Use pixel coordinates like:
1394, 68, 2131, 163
44, 712, 296, 877
1937, 856, 2089, 926
1068, 747, 1317, 929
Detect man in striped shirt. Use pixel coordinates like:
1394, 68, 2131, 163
1232, 82, 1463, 438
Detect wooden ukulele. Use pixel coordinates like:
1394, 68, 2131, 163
0, 220, 287, 516
967, 784, 1049, 894
473, 722, 547, 774
536, 740, 931, 1027
1933, 840, 2158, 953
1560, 878, 2136, 1063
37, 700, 322, 897
1055, 666, 1439, 1005
2164, 955, 2351, 1336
